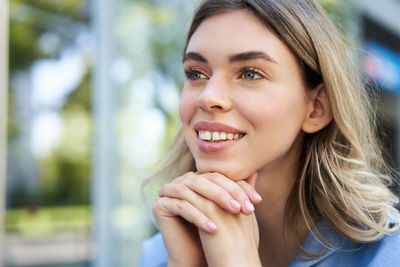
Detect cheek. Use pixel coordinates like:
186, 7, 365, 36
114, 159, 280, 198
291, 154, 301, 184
234, 93, 275, 127
238, 89, 306, 126
236, 90, 307, 145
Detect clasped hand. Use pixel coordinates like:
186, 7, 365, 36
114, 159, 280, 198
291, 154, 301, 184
153, 171, 263, 267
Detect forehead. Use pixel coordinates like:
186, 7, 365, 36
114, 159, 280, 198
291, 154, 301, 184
186, 10, 292, 60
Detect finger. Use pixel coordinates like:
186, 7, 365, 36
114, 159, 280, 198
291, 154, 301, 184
203, 172, 255, 215
169, 173, 243, 214
153, 197, 218, 234
159, 178, 242, 214
170, 171, 195, 184
238, 172, 262, 204
245, 172, 258, 188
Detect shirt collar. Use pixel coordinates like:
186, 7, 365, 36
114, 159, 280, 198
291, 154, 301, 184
288, 219, 361, 267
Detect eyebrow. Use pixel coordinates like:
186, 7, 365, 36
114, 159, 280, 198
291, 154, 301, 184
229, 51, 278, 64
183, 52, 208, 63
183, 50, 278, 64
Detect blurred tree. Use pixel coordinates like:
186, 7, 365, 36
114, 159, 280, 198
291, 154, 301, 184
8, 0, 91, 208
39, 70, 92, 205
318, 0, 356, 35
10, 0, 88, 70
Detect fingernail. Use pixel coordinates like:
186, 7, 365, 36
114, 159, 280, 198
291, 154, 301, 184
244, 200, 255, 212
157, 188, 161, 196
230, 199, 241, 210
252, 192, 262, 201
206, 221, 217, 231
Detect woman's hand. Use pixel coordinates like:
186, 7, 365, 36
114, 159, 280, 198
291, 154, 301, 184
198, 173, 262, 267
152, 171, 262, 267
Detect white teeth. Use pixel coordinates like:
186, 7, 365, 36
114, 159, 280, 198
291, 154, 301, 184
199, 131, 211, 140
212, 131, 220, 141
198, 131, 244, 141
220, 132, 227, 140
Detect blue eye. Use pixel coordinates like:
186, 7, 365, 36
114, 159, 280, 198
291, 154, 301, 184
240, 68, 263, 80
185, 69, 207, 80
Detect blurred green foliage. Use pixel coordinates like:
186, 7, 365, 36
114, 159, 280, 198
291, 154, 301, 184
318, 0, 356, 35
9, 0, 88, 70
40, 71, 92, 206
8, 0, 91, 208
5, 205, 90, 238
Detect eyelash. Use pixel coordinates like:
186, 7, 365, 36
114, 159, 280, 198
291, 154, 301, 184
184, 66, 266, 81
184, 67, 208, 81
238, 67, 265, 80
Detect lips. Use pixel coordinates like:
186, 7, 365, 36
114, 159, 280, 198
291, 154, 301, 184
194, 121, 245, 134
193, 121, 246, 153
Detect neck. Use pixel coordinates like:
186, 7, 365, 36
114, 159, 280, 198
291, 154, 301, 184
254, 134, 308, 266
255, 167, 299, 266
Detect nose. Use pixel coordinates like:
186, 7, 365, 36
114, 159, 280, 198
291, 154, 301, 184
197, 76, 232, 112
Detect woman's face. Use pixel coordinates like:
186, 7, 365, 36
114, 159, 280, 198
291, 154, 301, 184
180, 10, 311, 181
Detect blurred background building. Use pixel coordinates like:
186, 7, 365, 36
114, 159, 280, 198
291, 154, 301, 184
356, 0, 400, 173
1, 0, 400, 266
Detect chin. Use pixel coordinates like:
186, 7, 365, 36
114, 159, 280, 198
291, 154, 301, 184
195, 161, 248, 181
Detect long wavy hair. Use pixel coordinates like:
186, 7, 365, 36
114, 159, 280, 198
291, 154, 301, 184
145, 0, 400, 259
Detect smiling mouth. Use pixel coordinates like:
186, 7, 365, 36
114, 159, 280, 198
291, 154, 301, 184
197, 130, 246, 142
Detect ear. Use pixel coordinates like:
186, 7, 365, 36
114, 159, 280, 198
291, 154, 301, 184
302, 83, 333, 134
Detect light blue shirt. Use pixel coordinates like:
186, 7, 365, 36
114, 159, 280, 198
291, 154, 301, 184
139, 220, 400, 266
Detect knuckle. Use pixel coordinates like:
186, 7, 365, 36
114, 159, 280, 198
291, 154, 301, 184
152, 199, 164, 216
231, 185, 247, 200
157, 185, 165, 195
176, 199, 187, 211
153, 198, 166, 209
186, 173, 197, 182
236, 180, 246, 187
214, 188, 229, 203
184, 175, 200, 189
237, 180, 251, 190
205, 172, 218, 182
183, 171, 195, 179
175, 183, 187, 194
236, 181, 250, 193
211, 171, 227, 180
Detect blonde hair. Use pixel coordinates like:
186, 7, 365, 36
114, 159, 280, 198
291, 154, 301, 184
144, 0, 400, 259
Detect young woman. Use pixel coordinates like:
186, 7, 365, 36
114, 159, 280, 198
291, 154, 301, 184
139, 0, 400, 266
